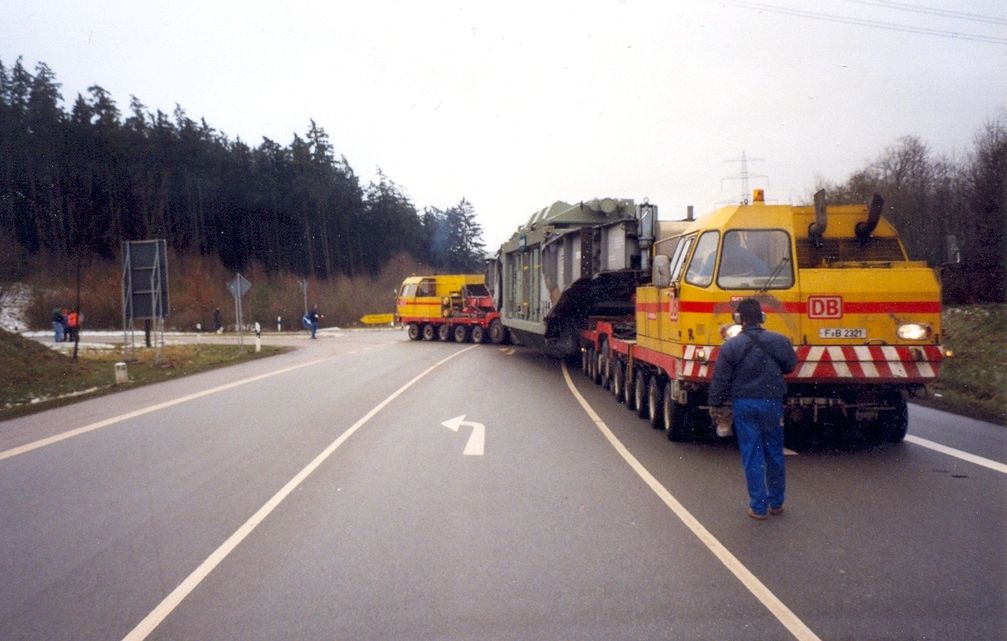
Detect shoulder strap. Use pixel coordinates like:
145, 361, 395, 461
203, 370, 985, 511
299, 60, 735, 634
735, 333, 758, 366
744, 330, 787, 371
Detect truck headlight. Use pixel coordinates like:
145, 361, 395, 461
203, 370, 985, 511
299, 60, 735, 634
720, 324, 743, 339
897, 323, 931, 340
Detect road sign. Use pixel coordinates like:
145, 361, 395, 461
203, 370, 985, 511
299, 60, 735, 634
227, 274, 251, 298
360, 313, 395, 325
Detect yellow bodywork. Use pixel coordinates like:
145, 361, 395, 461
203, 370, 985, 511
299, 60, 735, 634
637, 199, 943, 358
396, 274, 486, 322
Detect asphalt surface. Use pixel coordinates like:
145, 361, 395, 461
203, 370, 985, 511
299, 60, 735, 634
1, 329, 1003, 640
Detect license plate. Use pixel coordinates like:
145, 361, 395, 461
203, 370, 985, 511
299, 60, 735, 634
819, 328, 867, 339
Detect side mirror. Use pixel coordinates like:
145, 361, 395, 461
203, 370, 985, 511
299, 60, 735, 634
653, 254, 671, 288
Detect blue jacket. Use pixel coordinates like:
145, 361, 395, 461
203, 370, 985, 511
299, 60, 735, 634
708, 327, 797, 405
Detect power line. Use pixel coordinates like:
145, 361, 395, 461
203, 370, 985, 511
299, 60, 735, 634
841, 0, 1007, 26
722, 151, 767, 204
703, 0, 1007, 45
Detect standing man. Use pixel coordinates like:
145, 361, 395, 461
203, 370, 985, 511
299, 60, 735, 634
307, 304, 323, 339
709, 298, 797, 520
52, 307, 64, 343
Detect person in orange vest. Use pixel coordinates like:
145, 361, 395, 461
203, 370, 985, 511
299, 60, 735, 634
66, 309, 82, 342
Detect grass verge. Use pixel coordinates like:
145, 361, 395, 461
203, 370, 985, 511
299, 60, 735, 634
1, 330, 290, 421
912, 304, 1005, 425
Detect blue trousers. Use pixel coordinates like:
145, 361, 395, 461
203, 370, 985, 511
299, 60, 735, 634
733, 398, 786, 515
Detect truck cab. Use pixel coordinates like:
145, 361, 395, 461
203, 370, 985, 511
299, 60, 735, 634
616, 189, 943, 441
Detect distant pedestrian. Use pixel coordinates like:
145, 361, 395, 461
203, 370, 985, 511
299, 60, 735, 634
66, 309, 81, 342
709, 298, 797, 520
307, 305, 322, 339
213, 308, 222, 334
52, 307, 65, 343
60, 308, 70, 341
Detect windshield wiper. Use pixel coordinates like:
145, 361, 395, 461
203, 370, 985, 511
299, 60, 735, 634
759, 255, 791, 293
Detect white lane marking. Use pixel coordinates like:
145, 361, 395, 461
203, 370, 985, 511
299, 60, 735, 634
441, 414, 486, 456
0, 357, 335, 463
905, 435, 1007, 475
561, 362, 821, 641
122, 345, 478, 641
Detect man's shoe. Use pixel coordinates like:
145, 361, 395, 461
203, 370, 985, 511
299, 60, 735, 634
747, 508, 768, 521
769, 505, 784, 516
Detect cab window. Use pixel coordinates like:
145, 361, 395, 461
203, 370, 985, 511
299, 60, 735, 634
669, 235, 694, 282
717, 230, 794, 290
400, 283, 417, 297
417, 279, 436, 296
685, 231, 720, 287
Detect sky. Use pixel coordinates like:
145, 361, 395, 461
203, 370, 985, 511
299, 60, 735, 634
4, 0, 1006, 249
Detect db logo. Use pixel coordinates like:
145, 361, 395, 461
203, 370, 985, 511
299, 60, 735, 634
808, 296, 843, 319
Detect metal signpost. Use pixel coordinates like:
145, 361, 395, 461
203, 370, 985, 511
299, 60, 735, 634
298, 279, 308, 316
121, 239, 169, 364
227, 273, 252, 347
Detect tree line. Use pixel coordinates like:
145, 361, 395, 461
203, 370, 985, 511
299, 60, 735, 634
815, 120, 1006, 275
0, 57, 486, 280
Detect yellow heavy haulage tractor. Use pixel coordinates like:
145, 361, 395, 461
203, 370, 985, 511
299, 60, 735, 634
396, 274, 506, 344
580, 190, 944, 443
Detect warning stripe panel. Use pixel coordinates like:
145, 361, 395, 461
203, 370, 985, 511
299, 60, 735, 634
672, 343, 942, 382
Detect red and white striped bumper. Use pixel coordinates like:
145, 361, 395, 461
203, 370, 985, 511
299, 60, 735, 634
681, 344, 943, 383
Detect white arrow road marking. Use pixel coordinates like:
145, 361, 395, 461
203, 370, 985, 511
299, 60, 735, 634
442, 414, 485, 456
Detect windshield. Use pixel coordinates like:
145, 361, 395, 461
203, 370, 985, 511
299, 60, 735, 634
717, 230, 794, 290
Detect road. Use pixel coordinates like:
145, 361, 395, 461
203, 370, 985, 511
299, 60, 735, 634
1, 329, 1003, 640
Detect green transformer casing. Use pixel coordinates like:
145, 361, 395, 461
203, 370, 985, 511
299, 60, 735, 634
494, 198, 653, 357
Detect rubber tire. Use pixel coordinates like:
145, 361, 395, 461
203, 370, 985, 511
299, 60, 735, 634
598, 345, 610, 390
634, 370, 648, 418
471, 325, 485, 343
407, 324, 421, 341
611, 358, 625, 403
453, 325, 469, 343
646, 376, 663, 429
663, 381, 688, 441
878, 391, 909, 443
422, 324, 436, 341
438, 324, 451, 341
489, 319, 507, 344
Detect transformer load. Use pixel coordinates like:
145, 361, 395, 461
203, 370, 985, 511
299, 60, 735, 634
496, 198, 691, 357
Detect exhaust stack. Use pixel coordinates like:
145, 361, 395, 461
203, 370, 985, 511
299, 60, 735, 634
809, 189, 828, 248
856, 194, 885, 243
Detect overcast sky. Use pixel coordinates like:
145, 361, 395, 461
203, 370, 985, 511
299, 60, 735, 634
4, 0, 1006, 248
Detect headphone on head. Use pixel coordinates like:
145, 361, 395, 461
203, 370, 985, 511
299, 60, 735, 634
733, 300, 766, 324
732, 311, 766, 323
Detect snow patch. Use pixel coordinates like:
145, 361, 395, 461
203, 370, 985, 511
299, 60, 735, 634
0, 283, 30, 333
